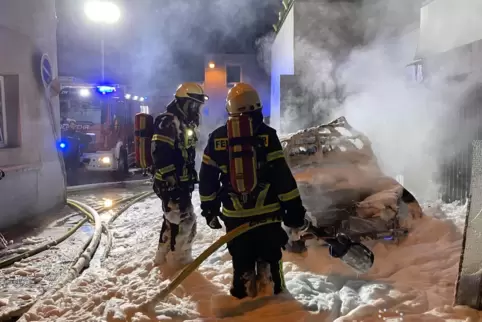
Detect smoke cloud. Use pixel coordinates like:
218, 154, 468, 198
57, 0, 278, 95
120, 0, 279, 94
258, 0, 482, 200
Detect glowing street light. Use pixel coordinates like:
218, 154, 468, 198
84, 1, 120, 24
209, 62, 215, 69
133, 96, 139, 101
125, 93, 131, 99
139, 97, 145, 102
84, 1, 121, 81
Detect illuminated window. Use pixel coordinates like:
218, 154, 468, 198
0, 76, 6, 148
226, 65, 241, 88
140, 105, 149, 114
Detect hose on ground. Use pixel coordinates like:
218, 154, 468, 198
0, 192, 148, 266
1, 192, 153, 320
53, 200, 102, 285
16, 199, 103, 321
107, 191, 154, 225
101, 222, 112, 261
70, 193, 151, 258
0, 217, 89, 269
54, 193, 147, 226
98, 192, 152, 262
101, 191, 155, 261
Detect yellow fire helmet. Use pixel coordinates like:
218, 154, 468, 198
175, 82, 209, 103
225, 82, 262, 115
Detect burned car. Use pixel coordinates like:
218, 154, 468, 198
280, 116, 423, 244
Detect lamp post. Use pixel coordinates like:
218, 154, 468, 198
84, 1, 120, 81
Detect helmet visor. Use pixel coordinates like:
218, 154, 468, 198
187, 100, 202, 126
187, 92, 209, 103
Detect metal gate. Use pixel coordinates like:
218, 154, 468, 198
439, 85, 482, 203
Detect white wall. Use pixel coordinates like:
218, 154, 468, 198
418, 0, 482, 57
270, 7, 295, 131
0, 0, 65, 229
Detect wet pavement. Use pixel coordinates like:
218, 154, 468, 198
66, 168, 147, 186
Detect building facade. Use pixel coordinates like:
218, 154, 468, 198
270, 0, 364, 133
203, 54, 271, 131
414, 0, 482, 202
0, 0, 65, 229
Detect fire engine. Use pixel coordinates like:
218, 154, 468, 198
58, 79, 141, 175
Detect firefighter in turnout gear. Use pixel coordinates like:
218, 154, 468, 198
199, 82, 308, 299
152, 82, 208, 266
61, 119, 82, 186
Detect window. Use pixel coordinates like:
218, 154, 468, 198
0, 76, 6, 148
67, 101, 102, 124
140, 105, 149, 114
405, 60, 424, 83
226, 65, 241, 87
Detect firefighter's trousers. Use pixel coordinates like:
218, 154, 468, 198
224, 220, 289, 299
154, 200, 197, 267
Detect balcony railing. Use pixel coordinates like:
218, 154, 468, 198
272, 0, 294, 33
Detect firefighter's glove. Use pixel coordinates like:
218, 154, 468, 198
202, 209, 223, 230
283, 218, 311, 242
165, 175, 178, 187
283, 204, 308, 230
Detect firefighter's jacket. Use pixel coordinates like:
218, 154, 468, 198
151, 112, 198, 194
199, 122, 306, 228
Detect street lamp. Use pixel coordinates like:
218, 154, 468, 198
84, 1, 121, 81
84, 1, 120, 24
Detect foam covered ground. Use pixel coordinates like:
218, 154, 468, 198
17, 193, 482, 322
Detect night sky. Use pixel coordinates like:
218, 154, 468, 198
55, 0, 279, 94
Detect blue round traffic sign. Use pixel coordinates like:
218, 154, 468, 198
40, 54, 53, 89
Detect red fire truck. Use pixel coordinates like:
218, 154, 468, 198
59, 79, 140, 175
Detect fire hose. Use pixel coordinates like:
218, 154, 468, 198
0, 191, 154, 320
0, 192, 151, 269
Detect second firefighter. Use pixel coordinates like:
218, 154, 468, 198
151, 82, 208, 266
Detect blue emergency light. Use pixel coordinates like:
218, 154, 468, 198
58, 141, 67, 150
96, 85, 116, 95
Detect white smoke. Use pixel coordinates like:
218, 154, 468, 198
255, 31, 276, 75
258, 0, 481, 200
57, 0, 279, 94
129, 0, 279, 91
